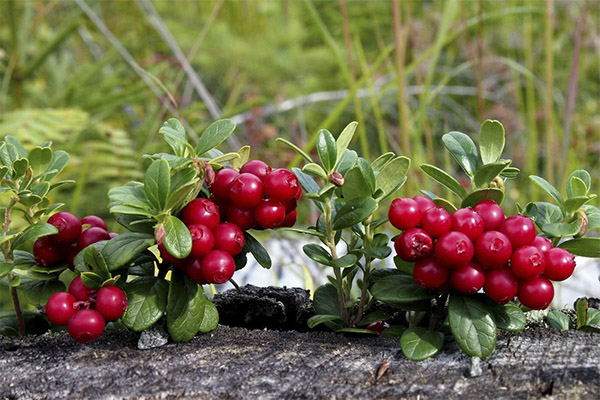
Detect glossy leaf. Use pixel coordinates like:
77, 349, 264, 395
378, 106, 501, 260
461, 188, 504, 208
558, 238, 600, 258
313, 283, 342, 317
317, 129, 337, 171
358, 311, 390, 326
448, 295, 497, 358
121, 277, 169, 331
102, 233, 155, 271
375, 156, 410, 200
198, 301, 219, 333
568, 177, 588, 198
20, 279, 65, 306
343, 166, 372, 200
541, 222, 580, 238
370, 274, 433, 305
195, 119, 236, 156
28, 146, 53, 176
108, 182, 151, 210
488, 301, 525, 332
357, 158, 376, 194
276, 138, 313, 163
144, 159, 171, 211
433, 197, 458, 213
473, 161, 511, 188
302, 163, 328, 179
421, 164, 468, 199
529, 175, 566, 216
80, 271, 104, 289
333, 196, 378, 230
162, 215, 192, 259
307, 314, 344, 328
335, 121, 358, 161
547, 310, 570, 331
303, 244, 332, 265
370, 152, 395, 171
565, 195, 596, 215
523, 202, 562, 227
583, 205, 600, 229
442, 131, 478, 176
0, 262, 14, 279
500, 167, 520, 179
43, 150, 69, 181
479, 120, 505, 165
83, 245, 111, 282
167, 272, 206, 342
400, 327, 444, 361
334, 149, 358, 175
10, 222, 57, 251
244, 232, 271, 269
159, 118, 190, 157
292, 167, 320, 195
331, 253, 358, 268
576, 298, 588, 328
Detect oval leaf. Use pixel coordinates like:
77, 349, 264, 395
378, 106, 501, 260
461, 188, 505, 208
547, 310, 570, 331
442, 131, 478, 176
199, 300, 219, 333
568, 176, 588, 198
342, 166, 372, 200
11, 222, 58, 251
558, 238, 600, 258
370, 274, 434, 304
375, 156, 410, 200
144, 159, 171, 211
303, 244, 332, 265
448, 295, 497, 358
317, 129, 337, 172
335, 121, 358, 161
102, 232, 155, 271
163, 215, 192, 259
331, 253, 358, 268
302, 163, 328, 179
488, 301, 526, 332
473, 161, 511, 189
195, 119, 236, 156
400, 327, 445, 361
313, 283, 342, 317
421, 164, 468, 199
479, 120, 505, 165
166, 272, 206, 342
122, 277, 169, 332
159, 118, 190, 157
307, 314, 344, 329
333, 197, 378, 230
244, 232, 271, 269
529, 175, 566, 216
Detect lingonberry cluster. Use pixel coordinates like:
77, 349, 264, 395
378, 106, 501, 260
45, 276, 127, 343
389, 197, 576, 310
160, 160, 300, 285
33, 212, 115, 269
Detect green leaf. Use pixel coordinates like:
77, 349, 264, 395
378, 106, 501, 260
316, 129, 337, 172
488, 301, 526, 332
12, 158, 28, 179
547, 310, 570, 331
370, 274, 434, 305
198, 300, 219, 333
232, 145, 250, 170
80, 271, 104, 289
461, 188, 505, 208
0, 262, 14, 279
500, 167, 520, 179
292, 167, 320, 195
43, 150, 69, 181
276, 227, 326, 239
195, 119, 236, 156
244, 232, 271, 269
209, 152, 240, 164
0, 142, 19, 173
433, 198, 458, 213
335, 121, 358, 162
19, 279, 65, 306
109, 204, 154, 217
74, 241, 107, 273
473, 161, 511, 189
28, 146, 53, 176
529, 175, 566, 216
307, 314, 344, 329
400, 327, 444, 361
163, 215, 192, 259
448, 295, 497, 358
102, 233, 155, 271
565, 195, 596, 214
479, 120, 505, 165
4, 136, 27, 158
122, 277, 169, 331
313, 283, 342, 317
276, 138, 313, 163
357, 158, 376, 194
541, 222, 580, 238
83, 245, 111, 281
360, 246, 392, 259
302, 163, 328, 180
381, 325, 406, 338
342, 166, 372, 200
11, 222, 58, 251
357, 310, 390, 326
159, 118, 190, 157
167, 272, 206, 342
333, 197, 378, 230
375, 156, 410, 200
558, 238, 600, 258
144, 159, 171, 211
421, 164, 468, 199
568, 177, 588, 198
335, 328, 378, 335
523, 202, 563, 227
334, 149, 358, 175
370, 152, 395, 171
576, 298, 588, 329
303, 244, 332, 265
108, 182, 151, 210
583, 205, 600, 229
442, 131, 478, 176
585, 308, 600, 327
331, 253, 358, 268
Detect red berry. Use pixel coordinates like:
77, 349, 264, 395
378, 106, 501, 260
48, 212, 82, 244
229, 173, 264, 209
181, 198, 220, 229
81, 215, 108, 231
364, 321, 390, 335
213, 223, 245, 256
281, 210, 297, 228
255, 199, 286, 228
473, 200, 505, 231
510, 245, 546, 280
484, 267, 519, 304
69, 276, 95, 301
450, 261, 485, 294
65, 245, 79, 270
158, 243, 185, 264
394, 228, 433, 262
518, 276, 554, 310
210, 168, 239, 201
186, 258, 208, 285
543, 248, 576, 281
388, 198, 422, 230
239, 160, 272, 182
413, 195, 435, 212
413, 258, 449, 289
282, 198, 297, 214
474, 231, 512, 269
33, 236, 65, 267
451, 208, 484, 241
434, 231, 474, 269
532, 236, 553, 253
68, 309, 105, 343
264, 168, 300, 202
77, 227, 110, 249
420, 206, 452, 237
46, 292, 78, 326
201, 250, 235, 284
226, 205, 256, 231
188, 224, 215, 258
95, 286, 128, 321
500, 215, 536, 248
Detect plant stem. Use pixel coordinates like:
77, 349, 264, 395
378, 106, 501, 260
2, 197, 25, 336
324, 202, 349, 324
352, 222, 373, 326
9, 280, 25, 337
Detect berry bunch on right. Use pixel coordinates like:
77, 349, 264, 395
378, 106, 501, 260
389, 197, 576, 310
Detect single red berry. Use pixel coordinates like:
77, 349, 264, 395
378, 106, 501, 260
510, 245, 546, 280
201, 250, 235, 284
543, 248, 576, 281
282, 198, 297, 214
210, 168, 239, 201
65, 245, 79, 271
181, 198, 220, 229
364, 321, 390, 335
46, 292, 78, 326
48, 212, 82, 244
95, 286, 128, 321
68, 309, 105, 343
532, 236, 553, 253
451, 208, 484, 241
413, 257, 449, 289
474, 230, 512, 269
239, 160, 272, 182
450, 261, 485, 294
77, 227, 110, 249
229, 173, 264, 209
188, 224, 215, 258
413, 195, 435, 212
295, 187, 303, 201
473, 200, 505, 231
255, 199, 286, 229
484, 267, 519, 304
500, 215, 536, 248
264, 168, 300, 202
394, 228, 433, 262
158, 243, 184, 264
281, 210, 297, 228
434, 231, 474, 269
69, 276, 95, 301
388, 198, 422, 230
420, 206, 452, 237
226, 205, 256, 231
81, 215, 108, 231
186, 258, 208, 285
33, 236, 65, 267
518, 276, 554, 310
213, 223, 245, 256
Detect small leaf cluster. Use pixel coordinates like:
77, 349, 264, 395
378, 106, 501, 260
547, 298, 600, 333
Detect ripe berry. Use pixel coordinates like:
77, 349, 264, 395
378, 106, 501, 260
48, 212, 82, 244
434, 231, 474, 269
69, 276, 95, 301
484, 268, 519, 304
364, 321, 390, 335
450, 261, 485, 294
229, 173, 264, 209
65, 245, 79, 270
255, 199, 286, 229
77, 227, 110, 249
543, 248, 576, 281
210, 168, 239, 201
239, 160, 272, 182
473, 200, 505, 231
46, 292, 78, 326
282, 198, 297, 214
95, 286, 128, 321
518, 276, 554, 310
451, 208, 484, 241
81, 215, 108, 231
181, 198, 220, 229
264, 168, 300, 202
186, 258, 208, 285
158, 243, 184, 264
474, 231, 512, 269
510, 245, 546, 280
413, 257, 448, 289
281, 210, 297, 228
68, 309, 105, 343
226, 205, 256, 231
394, 228, 433, 262
213, 223, 245, 256
532, 236, 553, 253
188, 224, 215, 258
33, 236, 65, 267
388, 198, 422, 230
201, 250, 235, 284
420, 206, 452, 237
413, 195, 435, 212
500, 215, 536, 248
